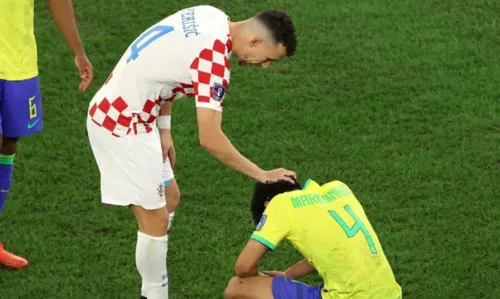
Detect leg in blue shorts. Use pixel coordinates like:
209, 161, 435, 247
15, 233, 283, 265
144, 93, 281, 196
271, 277, 323, 299
0, 76, 42, 269
224, 276, 323, 299
0, 76, 43, 138
0, 76, 42, 212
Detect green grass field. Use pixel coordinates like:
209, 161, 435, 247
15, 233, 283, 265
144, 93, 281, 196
1, 0, 499, 298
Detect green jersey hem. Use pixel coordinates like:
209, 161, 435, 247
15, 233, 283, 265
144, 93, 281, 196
251, 234, 277, 251
303, 178, 312, 190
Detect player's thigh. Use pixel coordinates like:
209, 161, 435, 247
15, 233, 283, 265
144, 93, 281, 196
0, 76, 43, 138
165, 178, 181, 212
87, 118, 166, 210
163, 158, 181, 211
224, 276, 274, 299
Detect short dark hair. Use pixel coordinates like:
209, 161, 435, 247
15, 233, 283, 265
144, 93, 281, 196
250, 178, 302, 225
255, 10, 297, 57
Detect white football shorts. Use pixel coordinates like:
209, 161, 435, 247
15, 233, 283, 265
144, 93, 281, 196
87, 117, 174, 210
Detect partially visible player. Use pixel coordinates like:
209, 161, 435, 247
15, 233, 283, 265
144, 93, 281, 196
86, 5, 297, 299
0, 0, 93, 269
224, 179, 402, 299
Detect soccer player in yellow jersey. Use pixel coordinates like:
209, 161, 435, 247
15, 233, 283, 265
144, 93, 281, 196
224, 179, 403, 299
0, 0, 94, 269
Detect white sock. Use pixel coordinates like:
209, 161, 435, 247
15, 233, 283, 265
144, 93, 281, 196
166, 212, 175, 253
167, 212, 175, 232
168, 212, 175, 228
136, 231, 168, 299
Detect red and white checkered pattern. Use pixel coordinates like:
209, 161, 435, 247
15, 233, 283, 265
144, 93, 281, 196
89, 97, 133, 137
88, 96, 163, 136
172, 82, 195, 98
89, 79, 208, 137
190, 38, 231, 110
87, 6, 232, 138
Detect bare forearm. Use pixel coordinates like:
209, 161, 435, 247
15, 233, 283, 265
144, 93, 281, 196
160, 101, 172, 116
47, 0, 85, 56
236, 264, 259, 278
202, 130, 263, 180
285, 259, 316, 280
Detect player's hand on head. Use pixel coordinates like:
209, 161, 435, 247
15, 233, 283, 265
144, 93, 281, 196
74, 54, 94, 92
258, 168, 296, 184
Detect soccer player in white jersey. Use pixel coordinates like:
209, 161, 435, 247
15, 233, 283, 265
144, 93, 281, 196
86, 5, 297, 299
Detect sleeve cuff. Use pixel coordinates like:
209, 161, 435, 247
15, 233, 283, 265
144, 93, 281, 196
251, 234, 277, 251
195, 102, 223, 112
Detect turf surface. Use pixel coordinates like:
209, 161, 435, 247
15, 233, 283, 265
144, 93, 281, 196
1, 0, 499, 298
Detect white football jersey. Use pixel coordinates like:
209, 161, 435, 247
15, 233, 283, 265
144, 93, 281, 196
88, 5, 232, 137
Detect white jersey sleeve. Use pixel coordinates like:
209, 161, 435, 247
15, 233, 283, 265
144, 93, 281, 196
88, 5, 232, 137
188, 36, 231, 112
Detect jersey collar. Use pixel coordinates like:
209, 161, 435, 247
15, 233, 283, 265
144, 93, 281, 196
302, 179, 320, 191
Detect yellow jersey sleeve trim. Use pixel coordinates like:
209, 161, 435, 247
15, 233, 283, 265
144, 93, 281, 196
302, 179, 312, 190
250, 234, 276, 251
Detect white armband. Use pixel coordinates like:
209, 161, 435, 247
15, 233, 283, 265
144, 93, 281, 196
157, 115, 171, 129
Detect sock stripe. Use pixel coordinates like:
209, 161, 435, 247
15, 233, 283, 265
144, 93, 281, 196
0, 154, 15, 165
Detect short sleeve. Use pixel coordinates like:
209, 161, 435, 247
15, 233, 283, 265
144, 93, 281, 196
189, 38, 231, 112
250, 195, 291, 251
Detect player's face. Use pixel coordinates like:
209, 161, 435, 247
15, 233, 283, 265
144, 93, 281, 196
238, 38, 287, 68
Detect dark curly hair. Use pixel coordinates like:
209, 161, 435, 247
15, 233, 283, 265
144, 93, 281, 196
255, 10, 297, 57
250, 178, 302, 225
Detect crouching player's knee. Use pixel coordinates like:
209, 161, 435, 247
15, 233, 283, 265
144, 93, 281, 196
224, 276, 274, 299
224, 277, 242, 299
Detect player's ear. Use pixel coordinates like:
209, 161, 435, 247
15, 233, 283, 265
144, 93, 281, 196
249, 36, 263, 48
264, 201, 270, 207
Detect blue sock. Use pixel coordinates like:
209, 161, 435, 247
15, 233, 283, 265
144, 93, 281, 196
0, 154, 15, 214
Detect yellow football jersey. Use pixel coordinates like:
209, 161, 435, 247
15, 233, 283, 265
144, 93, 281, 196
0, 0, 38, 80
251, 179, 402, 299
